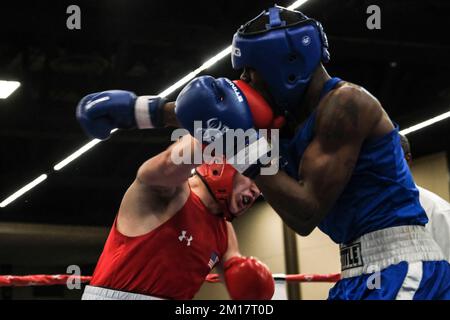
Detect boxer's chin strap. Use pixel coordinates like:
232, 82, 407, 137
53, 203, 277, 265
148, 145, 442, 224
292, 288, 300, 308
194, 169, 236, 221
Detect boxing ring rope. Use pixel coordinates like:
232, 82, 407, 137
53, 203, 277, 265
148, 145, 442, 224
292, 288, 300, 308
0, 273, 340, 287
0, 275, 92, 287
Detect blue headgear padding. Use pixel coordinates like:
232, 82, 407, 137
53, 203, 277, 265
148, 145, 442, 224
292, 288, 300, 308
231, 6, 330, 113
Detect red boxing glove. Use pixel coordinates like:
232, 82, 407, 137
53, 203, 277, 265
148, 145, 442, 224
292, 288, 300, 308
234, 80, 285, 129
224, 256, 275, 300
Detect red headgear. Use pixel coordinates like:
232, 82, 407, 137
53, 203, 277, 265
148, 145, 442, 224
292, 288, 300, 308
195, 162, 237, 221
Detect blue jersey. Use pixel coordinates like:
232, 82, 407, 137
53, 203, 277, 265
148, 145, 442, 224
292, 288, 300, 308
280, 77, 428, 244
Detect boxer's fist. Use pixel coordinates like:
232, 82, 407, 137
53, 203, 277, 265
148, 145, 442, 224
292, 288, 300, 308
76, 90, 137, 140
175, 76, 272, 178
175, 76, 254, 143
224, 256, 275, 300
76, 91, 167, 140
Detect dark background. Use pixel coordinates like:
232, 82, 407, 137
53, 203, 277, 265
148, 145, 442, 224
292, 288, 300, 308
0, 1, 449, 233
0, 0, 449, 300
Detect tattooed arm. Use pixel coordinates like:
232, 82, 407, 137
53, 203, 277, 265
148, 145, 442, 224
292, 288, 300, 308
255, 85, 385, 236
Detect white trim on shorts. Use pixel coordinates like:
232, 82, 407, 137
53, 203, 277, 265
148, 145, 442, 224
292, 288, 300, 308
340, 225, 444, 278
82, 285, 165, 300
395, 261, 423, 300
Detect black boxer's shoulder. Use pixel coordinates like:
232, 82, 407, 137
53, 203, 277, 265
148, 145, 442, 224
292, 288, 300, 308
315, 82, 386, 147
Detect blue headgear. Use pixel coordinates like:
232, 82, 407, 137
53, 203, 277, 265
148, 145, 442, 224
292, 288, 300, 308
231, 6, 330, 113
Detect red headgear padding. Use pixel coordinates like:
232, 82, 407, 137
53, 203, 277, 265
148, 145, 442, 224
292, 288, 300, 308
233, 80, 286, 129
195, 162, 237, 221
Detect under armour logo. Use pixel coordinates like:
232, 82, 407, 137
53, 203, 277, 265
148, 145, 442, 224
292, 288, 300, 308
178, 230, 193, 246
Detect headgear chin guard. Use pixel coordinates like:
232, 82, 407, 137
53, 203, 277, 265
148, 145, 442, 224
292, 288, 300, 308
231, 5, 330, 113
195, 162, 237, 221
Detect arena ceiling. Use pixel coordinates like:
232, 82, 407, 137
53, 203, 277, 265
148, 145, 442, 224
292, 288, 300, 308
0, 0, 449, 226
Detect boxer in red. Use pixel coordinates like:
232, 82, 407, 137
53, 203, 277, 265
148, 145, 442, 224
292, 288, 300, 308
79, 134, 274, 300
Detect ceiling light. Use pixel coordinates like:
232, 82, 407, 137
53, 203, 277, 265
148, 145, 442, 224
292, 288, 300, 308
400, 110, 450, 135
0, 174, 47, 208
0, 80, 21, 99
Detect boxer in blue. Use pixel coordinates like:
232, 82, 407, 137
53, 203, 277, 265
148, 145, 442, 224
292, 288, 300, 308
174, 6, 450, 300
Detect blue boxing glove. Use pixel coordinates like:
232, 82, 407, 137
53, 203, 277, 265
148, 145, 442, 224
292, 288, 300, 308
175, 76, 273, 178
76, 90, 167, 140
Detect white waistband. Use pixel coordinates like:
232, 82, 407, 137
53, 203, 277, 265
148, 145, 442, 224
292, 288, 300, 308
82, 285, 165, 300
340, 225, 444, 278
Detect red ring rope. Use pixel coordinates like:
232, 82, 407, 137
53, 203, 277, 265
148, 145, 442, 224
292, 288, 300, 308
0, 275, 92, 287
0, 273, 340, 287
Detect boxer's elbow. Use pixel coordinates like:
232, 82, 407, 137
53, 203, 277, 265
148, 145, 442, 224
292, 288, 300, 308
282, 199, 323, 236
290, 219, 317, 237
279, 206, 318, 237
296, 223, 316, 237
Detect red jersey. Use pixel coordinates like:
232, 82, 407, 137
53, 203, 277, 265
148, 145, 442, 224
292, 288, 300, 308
90, 191, 228, 299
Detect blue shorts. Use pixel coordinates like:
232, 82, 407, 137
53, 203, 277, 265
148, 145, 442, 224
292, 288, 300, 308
330, 226, 449, 300
329, 260, 450, 300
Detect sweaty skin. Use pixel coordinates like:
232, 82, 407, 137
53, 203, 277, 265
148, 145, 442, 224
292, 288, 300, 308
244, 65, 395, 236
